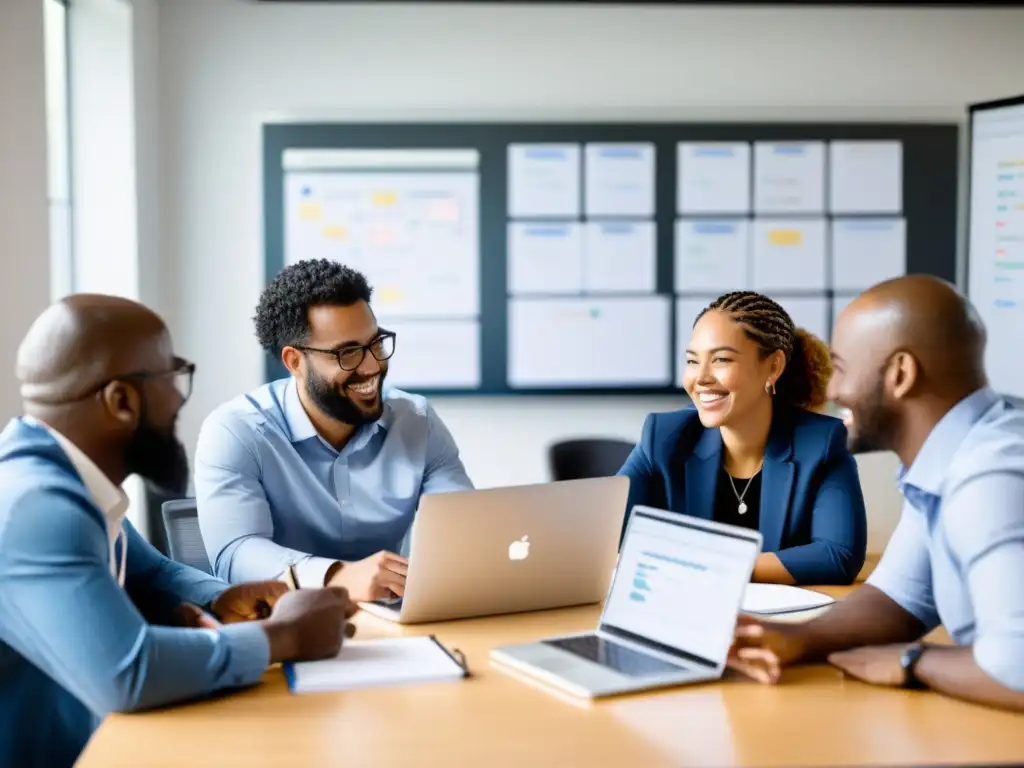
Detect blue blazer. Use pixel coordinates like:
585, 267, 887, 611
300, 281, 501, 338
618, 405, 867, 585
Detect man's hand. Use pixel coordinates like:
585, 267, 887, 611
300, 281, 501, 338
827, 644, 912, 687
727, 615, 809, 684
174, 580, 290, 629
328, 551, 409, 602
262, 587, 358, 664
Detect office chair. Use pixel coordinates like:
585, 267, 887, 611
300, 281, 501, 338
548, 438, 635, 482
161, 498, 213, 575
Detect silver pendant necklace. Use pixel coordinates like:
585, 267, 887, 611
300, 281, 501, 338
727, 463, 762, 515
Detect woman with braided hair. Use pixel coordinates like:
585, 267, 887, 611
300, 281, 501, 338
618, 291, 867, 585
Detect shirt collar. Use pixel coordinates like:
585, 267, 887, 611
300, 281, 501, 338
26, 417, 129, 519
282, 377, 393, 447
900, 387, 1000, 497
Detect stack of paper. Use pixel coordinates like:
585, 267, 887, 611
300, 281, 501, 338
740, 584, 835, 616
285, 636, 468, 694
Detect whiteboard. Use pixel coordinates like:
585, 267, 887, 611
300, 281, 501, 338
831, 218, 906, 292
508, 144, 581, 218
829, 141, 902, 214
583, 221, 656, 293
754, 141, 826, 214
284, 153, 479, 319
382, 319, 481, 389
968, 97, 1024, 399
509, 297, 672, 387
585, 143, 656, 217
507, 222, 583, 295
675, 219, 750, 293
677, 142, 751, 214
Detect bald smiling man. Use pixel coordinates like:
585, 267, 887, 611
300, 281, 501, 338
727, 275, 1024, 712
0, 295, 356, 768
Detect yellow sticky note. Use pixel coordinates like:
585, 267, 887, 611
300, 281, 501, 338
298, 202, 323, 221
379, 286, 403, 304
322, 225, 348, 240
768, 229, 802, 246
371, 191, 398, 207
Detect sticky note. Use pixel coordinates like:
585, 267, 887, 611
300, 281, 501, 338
322, 225, 348, 240
379, 286, 403, 304
371, 191, 398, 207
298, 202, 323, 221
768, 229, 802, 246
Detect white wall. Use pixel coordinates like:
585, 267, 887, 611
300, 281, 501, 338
0, 1, 51, 419
158, 0, 1024, 550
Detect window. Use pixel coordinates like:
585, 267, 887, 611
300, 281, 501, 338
43, 0, 73, 300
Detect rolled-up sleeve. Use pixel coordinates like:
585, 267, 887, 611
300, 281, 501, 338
941, 472, 1024, 691
194, 414, 337, 586
866, 506, 942, 631
420, 405, 473, 495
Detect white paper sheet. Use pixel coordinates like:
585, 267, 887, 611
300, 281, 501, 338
741, 583, 834, 615
829, 140, 902, 214
584, 221, 656, 293
751, 219, 827, 292
677, 142, 751, 214
831, 217, 906, 291
376, 319, 481, 389
285, 166, 479, 318
508, 144, 581, 218
675, 297, 717, 387
831, 294, 857, 339
508, 296, 671, 387
675, 219, 750, 293
754, 141, 826, 214
287, 637, 465, 693
508, 222, 583, 295
772, 296, 829, 343
585, 143, 656, 217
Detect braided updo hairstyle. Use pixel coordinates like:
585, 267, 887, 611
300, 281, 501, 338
695, 291, 832, 410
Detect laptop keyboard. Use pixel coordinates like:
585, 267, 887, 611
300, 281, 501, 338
544, 634, 688, 678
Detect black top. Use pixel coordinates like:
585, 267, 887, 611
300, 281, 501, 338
713, 464, 762, 532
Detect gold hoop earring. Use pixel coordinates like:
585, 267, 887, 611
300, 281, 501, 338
765, 381, 776, 397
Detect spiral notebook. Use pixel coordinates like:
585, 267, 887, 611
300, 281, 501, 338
284, 636, 469, 694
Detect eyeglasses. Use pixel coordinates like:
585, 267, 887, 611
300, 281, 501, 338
296, 331, 397, 372
86, 357, 196, 404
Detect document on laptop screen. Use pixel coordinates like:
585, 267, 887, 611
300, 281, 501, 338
602, 512, 758, 665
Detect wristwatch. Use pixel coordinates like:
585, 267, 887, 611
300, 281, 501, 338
899, 642, 928, 689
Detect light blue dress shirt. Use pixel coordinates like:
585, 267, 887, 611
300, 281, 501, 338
0, 418, 269, 768
194, 377, 474, 586
867, 387, 1024, 692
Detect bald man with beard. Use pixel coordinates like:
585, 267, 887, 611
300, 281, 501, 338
727, 275, 1024, 712
0, 295, 357, 768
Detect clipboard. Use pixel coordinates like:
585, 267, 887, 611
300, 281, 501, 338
283, 634, 470, 694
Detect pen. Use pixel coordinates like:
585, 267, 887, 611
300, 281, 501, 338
287, 563, 301, 590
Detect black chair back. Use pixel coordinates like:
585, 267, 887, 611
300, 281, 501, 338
548, 438, 635, 482
161, 498, 213, 575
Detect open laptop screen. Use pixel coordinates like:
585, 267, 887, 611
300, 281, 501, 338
599, 509, 761, 669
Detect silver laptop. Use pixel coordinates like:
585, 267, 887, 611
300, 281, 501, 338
490, 505, 762, 699
359, 476, 630, 624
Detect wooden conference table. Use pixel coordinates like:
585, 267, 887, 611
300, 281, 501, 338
77, 557, 1024, 767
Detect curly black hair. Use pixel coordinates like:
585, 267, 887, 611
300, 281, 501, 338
255, 259, 372, 355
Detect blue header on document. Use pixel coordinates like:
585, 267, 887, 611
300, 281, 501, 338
597, 222, 640, 235
691, 146, 737, 158
691, 222, 739, 236
835, 219, 901, 232
599, 147, 644, 159
523, 224, 572, 237
773, 144, 808, 156
525, 148, 570, 160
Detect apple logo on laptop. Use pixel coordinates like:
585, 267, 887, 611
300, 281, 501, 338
508, 535, 530, 561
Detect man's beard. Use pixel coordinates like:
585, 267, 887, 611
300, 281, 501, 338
126, 406, 190, 496
846, 376, 898, 455
306, 367, 386, 427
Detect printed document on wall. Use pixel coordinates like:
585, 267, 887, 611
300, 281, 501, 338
508, 144, 581, 218
284, 151, 480, 319
584, 221, 656, 293
754, 142, 825, 214
773, 296, 829, 343
829, 141, 902, 214
584, 143, 655, 217
509, 297, 671, 387
832, 295, 856, 339
508, 222, 583, 295
675, 219, 750, 292
752, 219, 827, 292
677, 143, 751, 214
676, 297, 718, 387
380, 319, 481, 389
831, 218, 906, 291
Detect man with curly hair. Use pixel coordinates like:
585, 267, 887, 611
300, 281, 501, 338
193, 260, 473, 602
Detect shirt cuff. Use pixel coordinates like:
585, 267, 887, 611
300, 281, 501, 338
294, 556, 341, 589
973, 634, 1024, 692
217, 622, 271, 688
